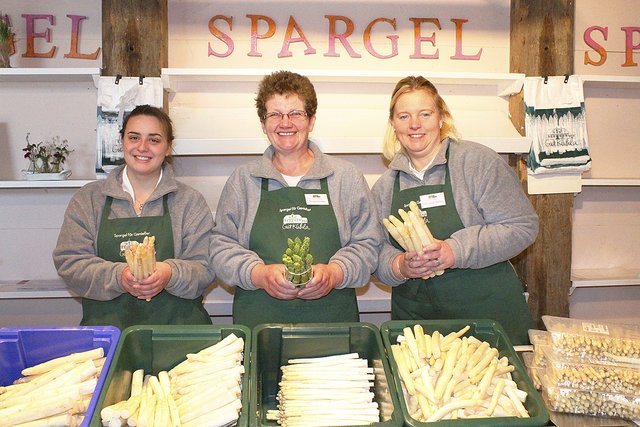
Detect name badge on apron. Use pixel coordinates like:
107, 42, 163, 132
420, 192, 446, 208
305, 193, 329, 205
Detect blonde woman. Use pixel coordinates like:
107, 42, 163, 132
372, 76, 537, 344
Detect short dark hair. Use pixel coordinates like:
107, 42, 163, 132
255, 70, 318, 122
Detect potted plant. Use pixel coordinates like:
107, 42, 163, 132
22, 133, 74, 180
0, 12, 14, 68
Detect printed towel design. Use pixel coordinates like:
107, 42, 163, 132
524, 75, 592, 175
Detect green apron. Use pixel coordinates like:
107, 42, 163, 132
233, 177, 359, 329
389, 151, 534, 345
82, 195, 212, 329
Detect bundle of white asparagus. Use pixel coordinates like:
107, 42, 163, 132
266, 353, 380, 427
0, 347, 106, 427
383, 201, 444, 278
124, 236, 156, 282
391, 324, 530, 422
100, 333, 245, 427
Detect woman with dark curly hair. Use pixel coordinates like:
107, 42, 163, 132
211, 70, 382, 328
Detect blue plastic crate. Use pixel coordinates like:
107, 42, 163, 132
0, 326, 121, 427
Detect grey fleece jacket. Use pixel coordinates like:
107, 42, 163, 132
53, 163, 215, 301
372, 138, 539, 286
210, 141, 383, 291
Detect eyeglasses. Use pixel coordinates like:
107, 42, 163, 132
263, 110, 308, 122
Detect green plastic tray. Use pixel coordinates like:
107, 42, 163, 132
251, 322, 404, 427
89, 324, 250, 427
381, 319, 550, 427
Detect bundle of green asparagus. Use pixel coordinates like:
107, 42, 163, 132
282, 237, 313, 287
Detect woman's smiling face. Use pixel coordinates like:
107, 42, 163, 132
391, 89, 442, 160
261, 93, 316, 155
122, 114, 170, 178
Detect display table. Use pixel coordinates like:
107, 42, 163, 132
0, 278, 393, 326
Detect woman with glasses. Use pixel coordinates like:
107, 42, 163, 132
372, 76, 537, 344
53, 105, 214, 329
211, 70, 382, 328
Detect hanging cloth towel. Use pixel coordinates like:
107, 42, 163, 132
524, 75, 592, 175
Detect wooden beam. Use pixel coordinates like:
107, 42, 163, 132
509, 0, 575, 327
101, 0, 167, 77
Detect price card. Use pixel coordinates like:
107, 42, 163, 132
582, 322, 610, 335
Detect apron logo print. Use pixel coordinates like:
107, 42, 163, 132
282, 214, 311, 230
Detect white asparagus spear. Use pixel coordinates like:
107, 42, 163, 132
287, 353, 359, 364
180, 399, 241, 427
11, 413, 71, 427
486, 377, 506, 415
0, 394, 76, 427
382, 218, 411, 251
409, 201, 435, 241
426, 399, 480, 422
22, 348, 104, 377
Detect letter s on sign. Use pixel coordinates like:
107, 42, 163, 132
583, 26, 608, 66
208, 15, 234, 58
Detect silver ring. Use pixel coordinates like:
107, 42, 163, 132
435, 258, 440, 266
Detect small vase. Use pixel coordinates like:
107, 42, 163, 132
26, 158, 41, 174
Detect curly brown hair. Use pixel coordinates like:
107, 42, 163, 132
255, 70, 318, 123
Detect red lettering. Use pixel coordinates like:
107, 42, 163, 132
64, 15, 99, 59
583, 26, 608, 66
621, 26, 640, 67
22, 14, 56, 58
409, 18, 440, 59
208, 15, 234, 58
247, 15, 275, 57
324, 15, 360, 58
364, 18, 398, 59
278, 16, 316, 58
450, 19, 481, 60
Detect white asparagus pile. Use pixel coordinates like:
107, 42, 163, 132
124, 236, 156, 282
0, 347, 106, 427
266, 353, 380, 427
100, 333, 245, 427
390, 324, 530, 422
382, 201, 444, 278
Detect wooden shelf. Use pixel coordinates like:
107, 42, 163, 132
580, 74, 640, 89
581, 178, 640, 186
0, 180, 93, 189
163, 68, 529, 155
570, 267, 640, 295
162, 68, 526, 96
0, 67, 100, 84
173, 135, 530, 156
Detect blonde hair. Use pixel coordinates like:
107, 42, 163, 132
382, 76, 460, 161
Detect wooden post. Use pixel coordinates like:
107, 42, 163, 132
101, 0, 167, 77
509, 0, 575, 327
